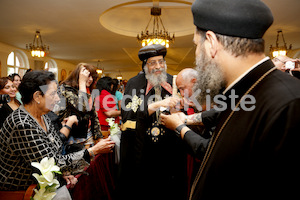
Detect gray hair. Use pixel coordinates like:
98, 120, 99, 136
180, 68, 198, 82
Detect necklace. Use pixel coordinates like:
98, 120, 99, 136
23, 105, 48, 132
189, 66, 277, 199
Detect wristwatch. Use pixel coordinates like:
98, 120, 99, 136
175, 124, 186, 137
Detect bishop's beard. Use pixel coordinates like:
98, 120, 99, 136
144, 65, 167, 87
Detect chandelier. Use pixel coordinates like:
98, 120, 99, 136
26, 30, 49, 58
137, 7, 175, 48
269, 30, 292, 58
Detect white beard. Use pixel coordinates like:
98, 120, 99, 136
144, 65, 167, 87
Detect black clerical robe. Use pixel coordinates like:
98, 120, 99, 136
190, 59, 300, 200
119, 72, 187, 200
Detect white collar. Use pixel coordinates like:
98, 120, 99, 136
223, 57, 270, 94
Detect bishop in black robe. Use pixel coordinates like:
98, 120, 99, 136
118, 44, 188, 200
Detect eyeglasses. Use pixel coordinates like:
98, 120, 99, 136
146, 59, 165, 67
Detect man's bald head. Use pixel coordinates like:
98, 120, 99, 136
176, 68, 198, 98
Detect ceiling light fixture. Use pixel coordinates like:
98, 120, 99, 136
269, 30, 292, 58
26, 30, 49, 58
137, 7, 175, 48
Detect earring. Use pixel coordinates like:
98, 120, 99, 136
37, 102, 40, 104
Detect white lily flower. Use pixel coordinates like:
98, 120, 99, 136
31, 157, 60, 182
32, 173, 49, 189
47, 179, 60, 193
31, 157, 61, 200
106, 118, 114, 126
32, 173, 60, 190
106, 118, 120, 136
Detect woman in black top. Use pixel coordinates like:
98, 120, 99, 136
0, 71, 113, 191
0, 77, 21, 128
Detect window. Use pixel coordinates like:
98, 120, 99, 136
7, 50, 29, 77
44, 59, 58, 80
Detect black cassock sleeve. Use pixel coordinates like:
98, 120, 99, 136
201, 108, 221, 130
183, 130, 210, 159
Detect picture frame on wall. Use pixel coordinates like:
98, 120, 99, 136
61, 69, 66, 81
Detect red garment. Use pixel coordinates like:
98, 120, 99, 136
145, 81, 173, 95
96, 90, 120, 126
71, 154, 115, 200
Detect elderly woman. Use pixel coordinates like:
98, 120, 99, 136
0, 71, 112, 192
0, 77, 21, 128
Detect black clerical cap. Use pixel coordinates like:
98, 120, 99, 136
191, 0, 273, 39
138, 44, 167, 62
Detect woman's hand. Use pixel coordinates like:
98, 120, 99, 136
60, 115, 78, 138
78, 67, 90, 91
63, 175, 78, 189
92, 136, 115, 154
62, 115, 78, 127
104, 110, 121, 118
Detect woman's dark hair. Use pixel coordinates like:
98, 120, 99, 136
8, 73, 21, 81
111, 78, 119, 94
0, 77, 11, 90
25, 68, 33, 74
19, 70, 56, 105
96, 76, 113, 94
62, 63, 98, 91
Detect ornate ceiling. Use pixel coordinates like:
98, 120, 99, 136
0, 0, 299, 75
